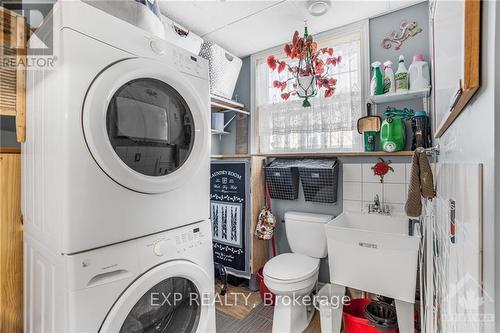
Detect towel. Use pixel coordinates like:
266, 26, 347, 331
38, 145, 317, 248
405, 150, 435, 217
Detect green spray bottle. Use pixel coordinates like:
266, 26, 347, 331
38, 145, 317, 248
370, 61, 384, 96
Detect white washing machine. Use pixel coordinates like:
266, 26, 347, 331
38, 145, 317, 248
25, 220, 216, 333
23, 0, 211, 254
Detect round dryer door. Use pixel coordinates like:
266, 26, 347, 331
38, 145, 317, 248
83, 58, 209, 194
99, 261, 213, 333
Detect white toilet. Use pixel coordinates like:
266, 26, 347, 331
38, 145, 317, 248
263, 211, 332, 333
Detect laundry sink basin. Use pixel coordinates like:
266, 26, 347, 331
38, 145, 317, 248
325, 212, 421, 303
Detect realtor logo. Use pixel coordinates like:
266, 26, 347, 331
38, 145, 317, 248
0, 0, 55, 57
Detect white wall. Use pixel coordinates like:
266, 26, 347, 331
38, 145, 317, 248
437, 1, 498, 330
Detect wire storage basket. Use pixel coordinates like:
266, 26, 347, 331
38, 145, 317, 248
264, 159, 300, 200
298, 159, 339, 203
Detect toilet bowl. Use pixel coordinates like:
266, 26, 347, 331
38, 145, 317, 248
264, 253, 319, 333
262, 211, 333, 333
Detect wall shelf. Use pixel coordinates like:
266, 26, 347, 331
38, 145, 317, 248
211, 129, 230, 136
210, 95, 250, 115
210, 94, 244, 109
211, 154, 252, 159
212, 151, 414, 159
368, 87, 430, 104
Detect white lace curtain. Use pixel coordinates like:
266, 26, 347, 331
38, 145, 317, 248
255, 28, 365, 153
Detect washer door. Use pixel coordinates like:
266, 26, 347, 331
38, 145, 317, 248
83, 58, 208, 194
100, 261, 212, 333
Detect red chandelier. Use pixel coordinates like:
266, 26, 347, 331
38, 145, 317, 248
266, 23, 341, 107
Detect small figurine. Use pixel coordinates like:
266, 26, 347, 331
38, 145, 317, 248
382, 21, 423, 50
372, 158, 394, 183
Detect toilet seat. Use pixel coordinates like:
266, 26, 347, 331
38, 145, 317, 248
263, 253, 319, 283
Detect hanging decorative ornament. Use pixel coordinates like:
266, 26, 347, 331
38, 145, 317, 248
381, 20, 422, 50
266, 22, 340, 107
372, 158, 394, 183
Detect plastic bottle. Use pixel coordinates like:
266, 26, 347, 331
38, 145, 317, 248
380, 117, 406, 152
395, 55, 409, 92
383, 60, 395, 94
411, 111, 432, 150
370, 61, 384, 96
408, 54, 430, 91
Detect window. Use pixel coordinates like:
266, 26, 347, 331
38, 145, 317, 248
252, 21, 369, 153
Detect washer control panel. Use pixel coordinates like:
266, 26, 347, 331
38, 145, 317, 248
144, 222, 209, 260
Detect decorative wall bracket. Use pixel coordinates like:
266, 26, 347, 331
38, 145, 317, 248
382, 21, 422, 50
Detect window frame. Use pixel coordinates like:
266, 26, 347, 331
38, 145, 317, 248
250, 19, 370, 154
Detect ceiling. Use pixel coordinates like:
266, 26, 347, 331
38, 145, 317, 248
159, 0, 424, 57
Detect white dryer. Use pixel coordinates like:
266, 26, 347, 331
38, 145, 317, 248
25, 220, 216, 333
23, 0, 210, 254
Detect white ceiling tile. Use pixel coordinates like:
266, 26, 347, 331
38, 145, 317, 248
159, 0, 422, 57
159, 1, 282, 36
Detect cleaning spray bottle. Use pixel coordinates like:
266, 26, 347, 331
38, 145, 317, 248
370, 61, 383, 96
395, 55, 409, 92
383, 60, 395, 94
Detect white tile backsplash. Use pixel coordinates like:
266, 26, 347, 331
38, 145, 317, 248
383, 163, 407, 183
343, 164, 362, 182
362, 182, 383, 202
383, 183, 407, 204
342, 162, 409, 216
362, 163, 381, 183
343, 182, 362, 201
343, 200, 362, 212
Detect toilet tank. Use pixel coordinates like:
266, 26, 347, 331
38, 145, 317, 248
285, 211, 333, 258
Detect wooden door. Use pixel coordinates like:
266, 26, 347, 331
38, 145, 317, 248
0, 7, 27, 142
0, 151, 22, 333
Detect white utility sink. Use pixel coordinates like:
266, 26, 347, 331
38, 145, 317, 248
325, 211, 421, 303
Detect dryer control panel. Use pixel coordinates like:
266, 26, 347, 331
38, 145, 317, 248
147, 38, 208, 79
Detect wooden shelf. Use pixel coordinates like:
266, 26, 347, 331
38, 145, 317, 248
255, 151, 414, 158
210, 95, 250, 115
211, 129, 230, 136
210, 94, 244, 109
212, 151, 413, 159
369, 87, 430, 104
211, 154, 251, 159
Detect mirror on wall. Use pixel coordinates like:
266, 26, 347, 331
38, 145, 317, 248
431, 0, 481, 138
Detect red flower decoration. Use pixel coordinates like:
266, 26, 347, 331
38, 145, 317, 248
267, 55, 277, 71
371, 158, 394, 183
266, 26, 339, 106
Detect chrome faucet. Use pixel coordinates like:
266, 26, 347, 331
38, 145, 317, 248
368, 194, 391, 215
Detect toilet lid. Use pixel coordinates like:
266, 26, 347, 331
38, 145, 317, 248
263, 253, 319, 282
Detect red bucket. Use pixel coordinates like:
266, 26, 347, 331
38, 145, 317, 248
256, 267, 275, 306
343, 298, 398, 333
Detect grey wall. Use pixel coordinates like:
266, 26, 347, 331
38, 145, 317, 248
436, 1, 498, 326
211, 56, 251, 155
369, 2, 430, 150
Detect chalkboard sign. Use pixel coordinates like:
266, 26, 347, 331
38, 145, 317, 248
210, 161, 250, 277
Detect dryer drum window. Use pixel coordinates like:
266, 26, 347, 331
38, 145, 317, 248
106, 78, 195, 177
120, 277, 201, 333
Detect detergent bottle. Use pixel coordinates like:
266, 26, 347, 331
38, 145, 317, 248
408, 54, 430, 91
380, 116, 406, 152
370, 61, 384, 96
383, 60, 395, 94
395, 55, 409, 92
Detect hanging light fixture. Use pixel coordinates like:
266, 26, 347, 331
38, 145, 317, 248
266, 21, 341, 107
